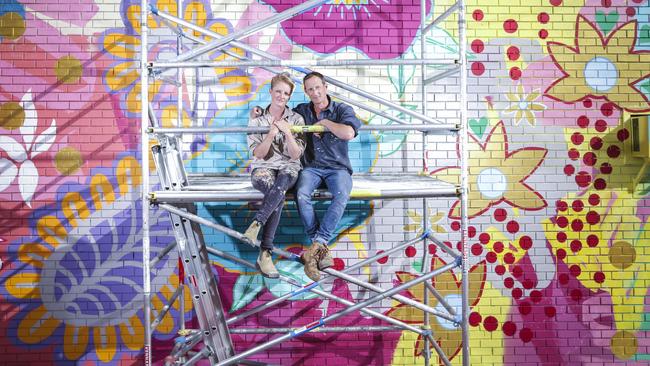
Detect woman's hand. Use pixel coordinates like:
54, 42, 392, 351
273, 119, 291, 135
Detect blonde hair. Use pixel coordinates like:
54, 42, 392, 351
270, 72, 295, 94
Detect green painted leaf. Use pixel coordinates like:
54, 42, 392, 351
263, 260, 320, 300
230, 274, 264, 312
388, 47, 417, 98
595, 10, 619, 36
640, 25, 650, 45
412, 260, 423, 273
469, 117, 489, 138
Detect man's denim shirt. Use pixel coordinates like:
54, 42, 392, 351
293, 96, 361, 175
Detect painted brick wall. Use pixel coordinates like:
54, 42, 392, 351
1, 0, 649, 365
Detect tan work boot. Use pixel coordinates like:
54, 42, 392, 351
256, 249, 279, 278
316, 244, 334, 270
244, 220, 261, 244
302, 242, 322, 282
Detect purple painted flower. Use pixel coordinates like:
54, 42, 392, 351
263, 0, 431, 59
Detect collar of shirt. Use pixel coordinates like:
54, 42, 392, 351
263, 105, 293, 121
309, 95, 335, 118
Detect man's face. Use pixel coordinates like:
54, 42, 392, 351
304, 76, 327, 105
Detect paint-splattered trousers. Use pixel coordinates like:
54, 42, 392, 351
251, 167, 299, 250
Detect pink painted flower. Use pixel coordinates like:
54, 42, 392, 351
262, 0, 431, 59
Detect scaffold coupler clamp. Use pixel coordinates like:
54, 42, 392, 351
453, 315, 463, 328
149, 3, 159, 15
420, 325, 432, 337
422, 229, 433, 240
454, 256, 463, 267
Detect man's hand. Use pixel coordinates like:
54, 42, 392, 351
249, 106, 263, 120
274, 119, 291, 135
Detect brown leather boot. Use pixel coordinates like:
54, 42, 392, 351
302, 242, 322, 282
316, 244, 334, 270
243, 220, 261, 244
256, 249, 279, 278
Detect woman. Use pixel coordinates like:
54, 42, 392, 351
244, 72, 305, 278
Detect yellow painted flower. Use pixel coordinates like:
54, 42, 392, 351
504, 83, 546, 126
546, 15, 650, 112
386, 258, 486, 358
403, 208, 447, 235
543, 190, 650, 360
431, 121, 547, 219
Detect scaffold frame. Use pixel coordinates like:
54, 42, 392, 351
140, 0, 470, 365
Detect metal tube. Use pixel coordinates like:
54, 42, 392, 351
424, 66, 460, 85
151, 8, 446, 126
159, 203, 251, 244
150, 241, 176, 267
423, 1, 460, 34
150, 124, 457, 134
205, 247, 424, 335
160, 0, 329, 63
425, 281, 457, 317
140, 0, 152, 364
215, 262, 458, 366
151, 286, 183, 331
230, 326, 404, 334
183, 347, 210, 366
426, 232, 461, 260
153, 58, 458, 69
426, 333, 452, 366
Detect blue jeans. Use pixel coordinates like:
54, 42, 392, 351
295, 167, 353, 246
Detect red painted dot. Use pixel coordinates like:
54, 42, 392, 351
486, 251, 498, 263
601, 103, 615, 117
575, 171, 592, 188
570, 288, 583, 301
587, 234, 599, 247
577, 115, 590, 128
472, 9, 484, 21
537, 12, 550, 23
571, 219, 584, 232
618, 129, 630, 142
600, 163, 613, 175
568, 148, 580, 160
633, 0, 644, 3
483, 316, 499, 331
503, 19, 518, 33
471, 62, 485, 76
471, 243, 483, 256
479, 232, 491, 244
607, 145, 621, 158
594, 178, 607, 190
627, 7, 636, 17
456, 241, 463, 253
494, 208, 508, 222
518, 301, 532, 315
333, 258, 345, 270
506, 220, 520, 234
590, 136, 603, 150
377, 250, 389, 264
405, 246, 417, 257
538, 29, 548, 39
556, 232, 567, 243
469, 311, 482, 326
495, 264, 506, 275
556, 216, 568, 228
493, 241, 504, 253
504, 277, 515, 288
504, 253, 516, 265
549, 0, 562, 6
468, 226, 477, 238
571, 132, 584, 145
509, 67, 522, 80
519, 328, 533, 343
507, 46, 520, 61
530, 290, 543, 303
512, 265, 523, 278
558, 273, 569, 285
544, 306, 556, 317
583, 99, 593, 108
583, 152, 597, 166
601, 0, 611, 7
512, 288, 523, 299
572, 199, 584, 212
588, 194, 600, 206
523, 278, 535, 289
519, 236, 533, 250
586, 211, 600, 225
570, 239, 582, 253
594, 271, 606, 283
428, 244, 436, 255
471, 39, 485, 53
564, 165, 575, 176
569, 264, 582, 277
595, 119, 608, 132
451, 221, 461, 231
502, 321, 517, 336
557, 200, 568, 211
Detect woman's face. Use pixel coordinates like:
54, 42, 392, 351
270, 81, 292, 108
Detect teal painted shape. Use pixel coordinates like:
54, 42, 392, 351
595, 10, 619, 36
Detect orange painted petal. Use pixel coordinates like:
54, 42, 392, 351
387, 305, 425, 324
93, 326, 117, 362
5, 272, 40, 299
119, 315, 144, 350
64, 325, 89, 360
17, 305, 60, 343
18, 242, 52, 269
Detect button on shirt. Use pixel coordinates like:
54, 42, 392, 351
293, 96, 361, 175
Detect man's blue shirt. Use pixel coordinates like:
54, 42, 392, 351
293, 96, 361, 175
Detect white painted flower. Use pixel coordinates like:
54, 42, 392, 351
0, 90, 56, 207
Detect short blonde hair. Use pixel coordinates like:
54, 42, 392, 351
271, 72, 295, 94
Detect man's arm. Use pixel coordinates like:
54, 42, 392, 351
315, 119, 355, 140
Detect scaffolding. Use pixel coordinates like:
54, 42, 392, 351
140, 0, 469, 365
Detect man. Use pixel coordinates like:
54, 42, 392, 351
250, 71, 360, 281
